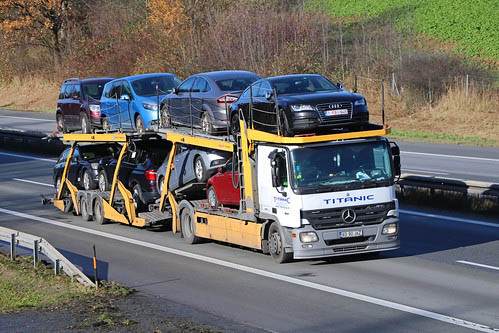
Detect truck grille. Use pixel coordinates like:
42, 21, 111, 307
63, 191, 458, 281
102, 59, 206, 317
316, 101, 353, 122
301, 201, 395, 230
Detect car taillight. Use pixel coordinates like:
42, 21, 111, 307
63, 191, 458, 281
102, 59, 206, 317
145, 170, 157, 182
216, 94, 238, 104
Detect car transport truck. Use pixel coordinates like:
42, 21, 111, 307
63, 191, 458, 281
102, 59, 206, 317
46, 109, 401, 263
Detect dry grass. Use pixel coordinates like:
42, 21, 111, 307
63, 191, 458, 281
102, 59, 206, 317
0, 76, 59, 113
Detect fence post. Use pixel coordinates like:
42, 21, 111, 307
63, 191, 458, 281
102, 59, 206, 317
54, 259, 61, 275
465, 74, 469, 99
10, 233, 16, 261
33, 240, 39, 268
354, 75, 358, 93
93, 245, 98, 288
381, 80, 385, 125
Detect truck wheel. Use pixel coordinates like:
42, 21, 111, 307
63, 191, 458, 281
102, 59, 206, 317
80, 196, 91, 222
82, 169, 95, 190
268, 223, 293, 263
80, 112, 91, 134
98, 170, 109, 192
194, 156, 207, 182
181, 208, 201, 244
93, 198, 108, 225
207, 186, 219, 209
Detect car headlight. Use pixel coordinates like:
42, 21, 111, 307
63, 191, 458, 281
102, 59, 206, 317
299, 231, 319, 243
90, 163, 99, 169
89, 104, 100, 112
354, 99, 366, 106
290, 104, 314, 112
382, 223, 398, 235
210, 159, 225, 167
142, 102, 158, 111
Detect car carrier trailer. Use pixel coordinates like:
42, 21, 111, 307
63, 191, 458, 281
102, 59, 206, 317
46, 118, 401, 263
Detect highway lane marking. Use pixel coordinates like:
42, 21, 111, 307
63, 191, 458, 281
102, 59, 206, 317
0, 115, 53, 122
457, 260, 499, 272
400, 210, 499, 228
0, 207, 496, 332
0, 152, 57, 162
13, 178, 53, 187
401, 151, 499, 163
401, 168, 449, 175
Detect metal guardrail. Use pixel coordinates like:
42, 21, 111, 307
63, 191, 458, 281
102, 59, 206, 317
399, 173, 499, 198
0, 226, 95, 287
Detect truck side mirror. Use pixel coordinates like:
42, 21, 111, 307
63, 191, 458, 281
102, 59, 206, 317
269, 150, 286, 188
390, 142, 401, 176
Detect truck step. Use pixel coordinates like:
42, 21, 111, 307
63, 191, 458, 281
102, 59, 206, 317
138, 210, 172, 224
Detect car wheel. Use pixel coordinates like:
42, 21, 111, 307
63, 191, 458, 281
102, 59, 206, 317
231, 112, 240, 138
207, 186, 219, 209
158, 176, 164, 194
56, 113, 68, 133
160, 104, 172, 128
194, 156, 207, 182
80, 196, 91, 222
82, 169, 95, 190
55, 177, 61, 192
101, 117, 110, 131
181, 207, 201, 244
201, 113, 214, 135
98, 170, 109, 192
268, 223, 293, 264
279, 111, 294, 137
80, 112, 91, 134
132, 183, 144, 210
93, 198, 108, 225
135, 115, 145, 134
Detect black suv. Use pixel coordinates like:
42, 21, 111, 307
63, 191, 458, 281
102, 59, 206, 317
56, 77, 114, 133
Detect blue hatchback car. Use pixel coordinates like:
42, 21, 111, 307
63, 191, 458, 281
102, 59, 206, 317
100, 73, 181, 132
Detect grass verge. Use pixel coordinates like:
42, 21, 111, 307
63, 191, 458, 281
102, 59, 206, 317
388, 129, 499, 147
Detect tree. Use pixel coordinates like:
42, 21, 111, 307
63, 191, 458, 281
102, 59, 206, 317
0, 0, 72, 67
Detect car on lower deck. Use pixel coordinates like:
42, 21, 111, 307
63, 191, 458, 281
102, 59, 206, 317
96, 137, 172, 211
206, 159, 241, 209
160, 71, 261, 135
230, 74, 369, 136
53, 143, 122, 191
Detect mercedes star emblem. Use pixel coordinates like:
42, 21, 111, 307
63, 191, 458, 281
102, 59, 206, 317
341, 209, 356, 223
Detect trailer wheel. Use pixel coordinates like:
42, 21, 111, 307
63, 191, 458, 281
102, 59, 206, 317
93, 198, 108, 225
268, 223, 293, 264
181, 208, 201, 244
80, 196, 91, 222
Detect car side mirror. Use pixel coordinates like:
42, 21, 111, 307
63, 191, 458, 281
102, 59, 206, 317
336, 82, 344, 90
265, 90, 273, 100
120, 94, 130, 101
173, 87, 179, 94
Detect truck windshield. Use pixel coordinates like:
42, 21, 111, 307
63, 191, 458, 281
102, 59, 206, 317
290, 141, 393, 193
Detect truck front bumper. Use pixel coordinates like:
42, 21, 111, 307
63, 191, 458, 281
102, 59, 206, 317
291, 218, 400, 260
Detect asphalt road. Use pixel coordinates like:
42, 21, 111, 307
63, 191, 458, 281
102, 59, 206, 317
0, 150, 498, 332
1, 109, 498, 184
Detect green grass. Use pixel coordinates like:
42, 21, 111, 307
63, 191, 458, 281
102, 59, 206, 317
388, 129, 499, 147
310, 0, 499, 61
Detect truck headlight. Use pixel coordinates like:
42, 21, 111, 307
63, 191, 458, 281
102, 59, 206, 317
290, 104, 314, 112
382, 223, 398, 235
142, 102, 158, 111
299, 231, 318, 243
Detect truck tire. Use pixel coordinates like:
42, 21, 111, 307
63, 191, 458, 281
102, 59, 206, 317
268, 223, 293, 263
80, 196, 91, 222
93, 198, 108, 225
180, 207, 201, 244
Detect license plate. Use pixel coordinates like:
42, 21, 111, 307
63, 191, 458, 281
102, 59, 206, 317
339, 230, 362, 238
325, 109, 348, 116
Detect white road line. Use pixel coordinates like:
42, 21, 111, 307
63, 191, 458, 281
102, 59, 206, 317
0, 152, 57, 162
401, 151, 499, 163
401, 168, 449, 175
0, 207, 496, 332
0, 115, 53, 122
13, 178, 53, 187
400, 210, 499, 228
457, 261, 499, 272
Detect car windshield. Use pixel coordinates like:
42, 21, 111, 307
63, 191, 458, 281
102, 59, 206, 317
215, 76, 260, 92
290, 141, 393, 193
82, 82, 108, 100
79, 144, 122, 160
132, 76, 182, 97
271, 75, 340, 95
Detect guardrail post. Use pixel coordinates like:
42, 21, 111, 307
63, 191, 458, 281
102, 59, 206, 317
10, 233, 16, 261
33, 240, 39, 268
54, 259, 61, 275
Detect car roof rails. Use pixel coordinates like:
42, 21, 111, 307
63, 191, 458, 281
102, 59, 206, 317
63, 78, 80, 83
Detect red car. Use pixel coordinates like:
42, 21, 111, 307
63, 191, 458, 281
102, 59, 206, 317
206, 160, 240, 208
